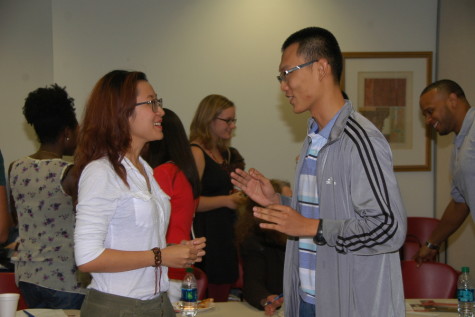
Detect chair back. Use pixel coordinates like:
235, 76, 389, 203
231, 255, 244, 290
193, 267, 208, 300
0, 272, 28, 310
402, 260, 459, 298
400, 217, 442, 261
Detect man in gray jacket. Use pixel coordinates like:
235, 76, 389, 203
231, 26, 407, 317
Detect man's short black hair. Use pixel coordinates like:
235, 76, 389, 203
420, 79, 466, 100
282, 27, 343, 84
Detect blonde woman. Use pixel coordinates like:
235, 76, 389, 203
189, 94, 245, 302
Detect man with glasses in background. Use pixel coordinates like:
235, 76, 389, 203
232, 27, 407, 317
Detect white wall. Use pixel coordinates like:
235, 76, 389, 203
0, 0, 54, 161
1, 1, 437, 219
436, 0, 475, 271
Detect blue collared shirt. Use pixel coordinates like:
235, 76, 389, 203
297, 110, 341, 304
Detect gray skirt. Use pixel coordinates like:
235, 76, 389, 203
80, 288, 175, 317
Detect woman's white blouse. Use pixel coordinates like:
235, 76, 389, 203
74, 157, 170, 300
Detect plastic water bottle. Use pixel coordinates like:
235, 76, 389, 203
181, 267, 198, 317
457, 266, 475, 317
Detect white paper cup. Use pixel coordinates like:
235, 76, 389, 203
0, 293, 20, 317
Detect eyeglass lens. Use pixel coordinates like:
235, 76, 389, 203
152, 98, 163, 112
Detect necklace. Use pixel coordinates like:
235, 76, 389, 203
124, 157, 151, 193
206, 148, 230, 168
205, 148, 223, 164
37, 150, 61, 158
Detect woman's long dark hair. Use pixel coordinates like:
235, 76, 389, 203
146, 108, 201, 198
235, 180, 289, 248
74, 70, 147, 187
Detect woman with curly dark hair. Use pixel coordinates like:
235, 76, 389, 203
9, 84, 85, 308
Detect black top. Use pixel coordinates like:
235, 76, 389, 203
191, 144, 244, 284
240, 230, 285, 310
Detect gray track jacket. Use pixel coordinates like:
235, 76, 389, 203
283, 102, 407, 317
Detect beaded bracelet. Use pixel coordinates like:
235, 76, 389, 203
151, 247, 162, 295
151, 247, 162, 267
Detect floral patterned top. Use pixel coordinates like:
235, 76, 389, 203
10, 157, 84, 294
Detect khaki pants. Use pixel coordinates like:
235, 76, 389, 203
80, 288, 175, 317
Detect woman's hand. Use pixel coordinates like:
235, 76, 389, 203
162, 237, 206, 268
182, 237, 206, 263
226, 190, 247, 209
263, 294, 284, 316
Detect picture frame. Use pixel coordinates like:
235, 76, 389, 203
341, 52, 433, 172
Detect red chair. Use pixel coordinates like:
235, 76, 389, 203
193, 267, 208, 300
230, 255, 244, 301
401, 260, 459, 298
231, 256, 244, 290
0, 272, 28, 310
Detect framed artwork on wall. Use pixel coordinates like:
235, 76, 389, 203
341, 51, 433, 172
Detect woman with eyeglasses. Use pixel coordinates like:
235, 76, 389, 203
73, 70, 206, 316
189, 94, 246, 302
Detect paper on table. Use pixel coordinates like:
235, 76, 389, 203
405, 301, 441, 316
406, 313, 440, 317
409, 300, 457, 313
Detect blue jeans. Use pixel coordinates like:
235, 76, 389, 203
19, 281, 85, 309
299, 298, 316, 317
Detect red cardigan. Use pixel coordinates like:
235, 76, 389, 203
153, 162, 198, 280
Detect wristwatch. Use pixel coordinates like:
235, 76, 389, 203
425, 240, 440, 250
313, 219, 327, 246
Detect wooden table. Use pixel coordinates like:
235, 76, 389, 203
15, 302, 265, 317
16, 309, 79, 317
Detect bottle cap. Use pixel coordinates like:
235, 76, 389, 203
462, 267, 470, 273
186, 267, 194, 273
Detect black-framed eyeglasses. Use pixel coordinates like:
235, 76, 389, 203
277, 60, 318, 83
135, 98, 163, 113
216, 117, 237, 125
